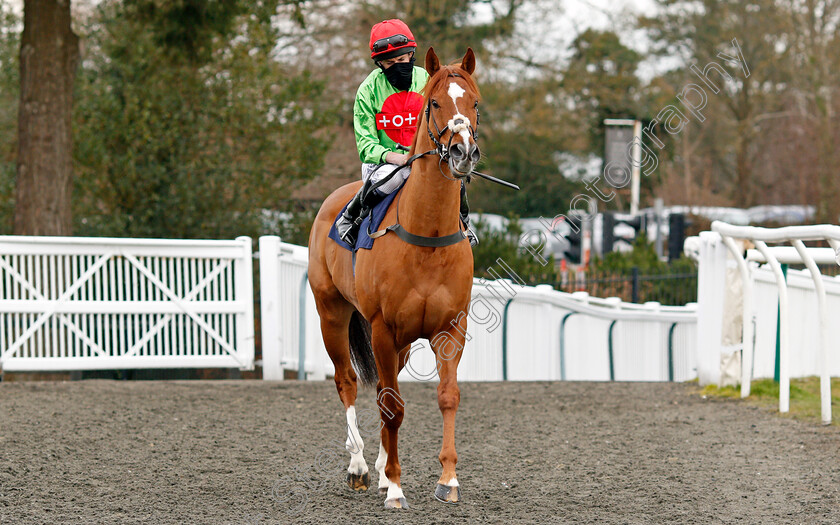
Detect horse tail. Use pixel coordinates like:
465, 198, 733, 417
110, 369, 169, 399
348, 311, 378, 387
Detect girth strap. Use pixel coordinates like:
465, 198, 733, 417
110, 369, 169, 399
369, 223, 467, 247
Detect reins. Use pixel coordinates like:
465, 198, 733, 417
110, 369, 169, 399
365, 146, 437, 197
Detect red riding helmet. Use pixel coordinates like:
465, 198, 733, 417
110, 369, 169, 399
369, 19, 416, 61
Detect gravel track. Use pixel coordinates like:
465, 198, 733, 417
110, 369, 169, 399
1, 379, 838, 524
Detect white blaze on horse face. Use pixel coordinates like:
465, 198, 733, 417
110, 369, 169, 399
448, 81, 465, 106
345, 406, 368, 475
447, 82, 473, 147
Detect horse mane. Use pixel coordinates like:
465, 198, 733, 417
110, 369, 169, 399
410, 64, 481, 155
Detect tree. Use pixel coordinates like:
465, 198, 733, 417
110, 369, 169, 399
470, 77, 586, 217
357, 0, 523, 62
470, 29, 644, 217
562, 29, 643, 156
640, 0, 792, 208
0, 3, 19, 233
14, 0, 79, 235
782, 0, 840, 222
72, 0, 334, 239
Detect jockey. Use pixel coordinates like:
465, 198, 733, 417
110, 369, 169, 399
335, 18, 478, 247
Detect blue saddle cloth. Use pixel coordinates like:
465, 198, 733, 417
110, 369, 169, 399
328, 181, 405, 252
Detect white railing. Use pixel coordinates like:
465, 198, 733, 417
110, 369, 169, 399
258, 236, 698, 383
750, 267, 840, 379
258, 236, 328, 380
700, 222, 840, 424
0, 236, 255, 371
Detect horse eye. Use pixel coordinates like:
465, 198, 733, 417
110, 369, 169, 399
431, 100, 440, 109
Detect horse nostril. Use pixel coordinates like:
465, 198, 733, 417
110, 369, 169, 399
450, 143, 466, 160
469, 144, 481, 163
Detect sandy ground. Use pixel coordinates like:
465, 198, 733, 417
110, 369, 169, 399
1, 379, 839, 524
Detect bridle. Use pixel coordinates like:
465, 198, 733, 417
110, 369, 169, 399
423, 73, 480, 180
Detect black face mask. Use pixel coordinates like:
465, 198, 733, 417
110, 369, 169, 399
382, 57, 415, 91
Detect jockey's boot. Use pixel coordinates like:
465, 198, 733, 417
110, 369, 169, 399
460, 180, 479, 247
336, 181, 384, 247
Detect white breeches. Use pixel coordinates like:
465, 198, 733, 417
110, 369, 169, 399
362, 163, 411, 195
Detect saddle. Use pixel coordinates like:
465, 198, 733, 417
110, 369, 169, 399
328, 180, 405, 252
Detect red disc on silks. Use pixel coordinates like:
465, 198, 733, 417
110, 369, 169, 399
376, 91, 425, 148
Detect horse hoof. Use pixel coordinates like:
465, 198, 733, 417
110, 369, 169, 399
384, 497, 409, 509
434, 483, 461, 503
346, 472, 370, 491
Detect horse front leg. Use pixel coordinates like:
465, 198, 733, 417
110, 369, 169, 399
431, 326, 465, 503
371, 321, 408, 509
375, 345, 410, 496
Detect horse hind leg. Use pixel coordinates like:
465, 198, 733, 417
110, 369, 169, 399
314, 293, 371, 492
344, 406, 369, 491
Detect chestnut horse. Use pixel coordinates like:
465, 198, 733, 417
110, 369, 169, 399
307, 48, 480, 509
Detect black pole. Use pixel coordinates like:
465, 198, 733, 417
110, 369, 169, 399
631, 266, 640, 304
603, 212, 615, 255
668, 213, 686, 262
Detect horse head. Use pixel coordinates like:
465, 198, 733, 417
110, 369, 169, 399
420, 47, 482, 178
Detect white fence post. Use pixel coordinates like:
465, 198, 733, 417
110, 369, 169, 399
259, 236, 283, 380
720, 236, 755, 397
792, 239, 830, 423
696, 231, 727, 385
754, 240, 790, 413
235, 236, 256, 370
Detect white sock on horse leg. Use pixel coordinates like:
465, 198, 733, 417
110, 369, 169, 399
386, 483, 405, 502
376, 441, 390, 490
345, 406, 367, 475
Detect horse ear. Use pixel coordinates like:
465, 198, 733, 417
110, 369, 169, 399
461, 48, 476, 75
425, 47, 441, 76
